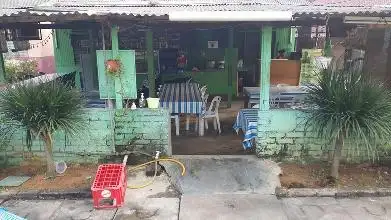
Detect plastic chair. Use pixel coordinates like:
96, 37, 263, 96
200, 85, 207, 97
186, 93, 209, 131
202, 96, 222, 134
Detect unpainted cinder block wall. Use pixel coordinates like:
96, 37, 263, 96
1, 108, 171, 165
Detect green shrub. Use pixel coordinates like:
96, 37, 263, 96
305, 66, 391, 181
4, 60, 38, 83
0, 81, 85, 177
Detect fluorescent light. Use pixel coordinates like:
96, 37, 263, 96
344, 16, 391, 24
169, 11, 292, 22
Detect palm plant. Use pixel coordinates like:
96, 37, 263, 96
305, 65, 391, 181
0, 81, 85, 177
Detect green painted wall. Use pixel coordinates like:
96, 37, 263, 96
53, 30, 81, 88
96, 50, 137, 99
1, 108, 171, 165
160, 71, 237, 95
256, 109, 391, 162
54, 30, 77, 73
114, 108, 171, 155
274, 28, 297, 57
136, 74, 148, 88
2, 108, 113, 165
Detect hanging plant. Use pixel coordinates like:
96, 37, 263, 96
105, 59, 122, 76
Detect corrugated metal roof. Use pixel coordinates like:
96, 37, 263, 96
0, 0, 51, 17
311, 0, 391, 7
46, 0, 309, 6
1, 0, 391, 17
0, 0, 50, 8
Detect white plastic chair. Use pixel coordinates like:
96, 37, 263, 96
200, 85, 207, 97
186, 93, 209, 131
202, 96, 222, 134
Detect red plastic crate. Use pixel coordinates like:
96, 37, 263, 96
91, 164, 127, 209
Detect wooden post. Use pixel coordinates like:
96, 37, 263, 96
0, 52, 5, 83
259, 26, 272, 111
111, 25, 123, 109
227, 27, 234, 108
146, 30, 156, 98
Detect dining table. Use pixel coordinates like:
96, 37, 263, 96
243, 86, 308, 108
233, 108, 258, 149
159, 82, 205, 136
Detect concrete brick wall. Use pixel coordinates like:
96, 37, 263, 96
256, 109, 390, 162
114, 108, 171, 156
1, 108, 171, 165
2, 108, 113, 165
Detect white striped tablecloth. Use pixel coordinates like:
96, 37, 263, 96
233, 108, 258, 149
159, 83, 203, 114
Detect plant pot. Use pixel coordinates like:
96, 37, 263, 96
105, 59, 121, 74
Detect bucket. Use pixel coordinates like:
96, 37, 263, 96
147, 98, 160, 109
55, 161, 67, 174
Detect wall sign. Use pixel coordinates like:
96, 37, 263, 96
208, 41, 218, 48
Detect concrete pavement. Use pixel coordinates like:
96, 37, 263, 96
180, 195, 391, 220
163, 155, 282, 195
3, 155, 391, 219
5, 195, 391, 220
2, 170, 180, 220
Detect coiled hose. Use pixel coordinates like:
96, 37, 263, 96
127, 158, 186, 189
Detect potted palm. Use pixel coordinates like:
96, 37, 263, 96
0, 81, 85, 178
305, 64, 391, 181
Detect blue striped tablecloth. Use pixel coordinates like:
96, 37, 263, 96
233, 109, 258, 149
159, 83, 203, 114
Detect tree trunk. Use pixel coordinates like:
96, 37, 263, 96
330, 134, 344, 180
42, 132, 56, 178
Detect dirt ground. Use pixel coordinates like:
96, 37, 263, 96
0, 100, 250, 191
172, 101, 252, 155
172, 117, 251, 155
280, 162, 391, 189
0, 159, 97, 191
